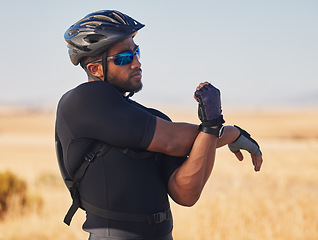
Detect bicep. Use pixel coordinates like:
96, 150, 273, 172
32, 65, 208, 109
147, 117, 175, 153
161, 154, 186, 186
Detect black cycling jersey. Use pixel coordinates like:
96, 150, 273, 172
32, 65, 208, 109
55, 81, 186, 239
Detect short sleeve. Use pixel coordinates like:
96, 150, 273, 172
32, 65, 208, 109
57, 81, 156, 149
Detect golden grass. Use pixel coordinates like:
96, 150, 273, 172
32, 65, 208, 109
0, 107, 317, 240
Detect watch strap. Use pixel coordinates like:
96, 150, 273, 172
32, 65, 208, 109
199, 124, 224, 137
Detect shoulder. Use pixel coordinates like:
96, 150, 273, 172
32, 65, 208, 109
70, 81, 119, 99
146, 108, 171, 121
58, 81, 121, 109
127, 99, 171, 121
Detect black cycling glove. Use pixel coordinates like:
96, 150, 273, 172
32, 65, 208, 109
194, 83, 225, 127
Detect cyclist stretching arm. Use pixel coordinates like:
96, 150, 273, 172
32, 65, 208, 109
147, 82, 263, 206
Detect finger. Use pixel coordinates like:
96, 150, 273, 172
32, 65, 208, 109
251, 154, 256, 167
196, 82, 210, 91
255, 155, 263, 171
252, 154, 263, 172
202, 81, 210, 86
196, 83, 205, 90
235, 151, 244, 161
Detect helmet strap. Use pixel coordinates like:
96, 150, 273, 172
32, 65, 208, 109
127, 92, 134, 98
80, 50, 108, 82
102, 50, 108, 82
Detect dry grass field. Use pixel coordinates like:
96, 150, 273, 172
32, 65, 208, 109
0, 106, 317, 240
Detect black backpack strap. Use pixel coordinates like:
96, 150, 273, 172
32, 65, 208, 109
63, 191, 81, 225
81, 198, 172, 224
63, 141, 171, 226
64, 141, 106, 225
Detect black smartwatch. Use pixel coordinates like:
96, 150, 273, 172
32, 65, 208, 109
199, 125, 224, 138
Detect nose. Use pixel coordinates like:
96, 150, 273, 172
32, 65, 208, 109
131, 54, 141, 69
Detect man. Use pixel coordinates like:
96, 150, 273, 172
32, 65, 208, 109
55, 10, 263, 240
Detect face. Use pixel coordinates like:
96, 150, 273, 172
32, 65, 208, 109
106, 37, 143, 95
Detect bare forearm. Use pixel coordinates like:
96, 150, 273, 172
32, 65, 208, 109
168, 132, 217, 206
166, 125, 240, 206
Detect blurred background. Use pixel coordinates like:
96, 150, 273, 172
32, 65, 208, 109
1, 0, 317, 111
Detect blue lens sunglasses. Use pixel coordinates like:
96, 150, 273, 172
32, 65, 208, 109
91, 45, 140, 66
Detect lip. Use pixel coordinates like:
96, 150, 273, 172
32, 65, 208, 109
132, 73, 142, 78
131, 70, 142, 79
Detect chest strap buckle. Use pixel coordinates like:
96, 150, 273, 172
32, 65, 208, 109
148, 209, 171, 224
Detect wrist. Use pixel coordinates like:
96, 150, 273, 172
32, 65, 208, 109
230, 125, 241, 143
200, 115, 225, 128
199, 124, 225, 138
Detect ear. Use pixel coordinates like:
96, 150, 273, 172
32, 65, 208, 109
86, 63, 104, 80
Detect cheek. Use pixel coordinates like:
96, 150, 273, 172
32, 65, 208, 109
108, 65, 130, 78
106, 62, 114, 75
106, 64, 117, 79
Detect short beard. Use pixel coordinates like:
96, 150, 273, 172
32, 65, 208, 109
107, 72, 143, 95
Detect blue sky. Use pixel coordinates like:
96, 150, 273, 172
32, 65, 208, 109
1, 0, 317, 110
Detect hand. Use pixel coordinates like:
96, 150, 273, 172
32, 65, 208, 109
228, 125, 263, 171
194, 82, 224, 126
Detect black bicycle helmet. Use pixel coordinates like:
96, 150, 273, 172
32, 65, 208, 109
65, 10, 145, 66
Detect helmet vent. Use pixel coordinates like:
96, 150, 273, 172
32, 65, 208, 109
84, 34, 107, 44
94, 15, 121, 25
69, 29, 79, 36
81, 22, 101, 28
111, 12, 126, 24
